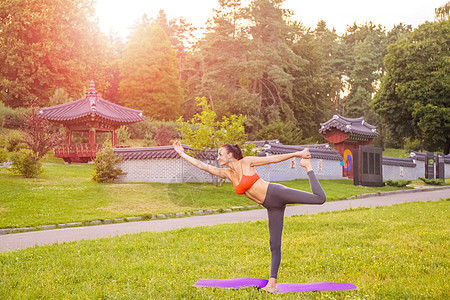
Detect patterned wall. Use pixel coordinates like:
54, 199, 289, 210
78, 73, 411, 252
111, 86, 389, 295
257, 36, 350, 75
117, 157, 349, 183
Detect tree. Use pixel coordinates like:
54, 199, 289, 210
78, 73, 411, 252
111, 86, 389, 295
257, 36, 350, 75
20, 98, 63, 179
176, 96, 251, 185
153, 9, 196, 74
373, 19, 450, 154
119, 23, 183, 120
186, 0, 256, 118
176, 97, 248, 151
435, 1, 450, 20
0, 0, 112, 107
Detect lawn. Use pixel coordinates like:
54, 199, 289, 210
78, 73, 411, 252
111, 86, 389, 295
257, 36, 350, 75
0, 157, 418, 229
382, 148, 411, 158
0, 200, 448, 299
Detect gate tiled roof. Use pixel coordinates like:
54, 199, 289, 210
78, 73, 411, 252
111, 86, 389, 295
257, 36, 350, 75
40, 81, 145, 123
319, 114, 378, 137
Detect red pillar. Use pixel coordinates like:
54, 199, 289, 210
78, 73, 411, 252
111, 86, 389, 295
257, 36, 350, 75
66, 131, 71, 147
112, 130, 118, 147
89, 128, 95, 151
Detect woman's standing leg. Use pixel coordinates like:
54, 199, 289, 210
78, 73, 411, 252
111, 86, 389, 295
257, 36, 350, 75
267, 206, 285, 280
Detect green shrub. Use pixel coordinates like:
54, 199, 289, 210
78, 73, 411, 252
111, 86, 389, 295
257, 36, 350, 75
9, 149, 42, 178
92, 147, 126, 183
4, 130, 26, 152
128, 120, 179, 142
0, 103, 26, 129
385, 179, 411, 187
255, 120, 303, 145
99, 125, 132, 147
0, 147, 8, 163
418, 177, 444, 186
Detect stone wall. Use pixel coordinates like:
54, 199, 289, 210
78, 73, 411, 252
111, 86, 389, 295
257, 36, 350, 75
115, 149, 449, 183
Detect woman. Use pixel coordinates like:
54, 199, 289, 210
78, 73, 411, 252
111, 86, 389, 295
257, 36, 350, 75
172, 141, 326, 293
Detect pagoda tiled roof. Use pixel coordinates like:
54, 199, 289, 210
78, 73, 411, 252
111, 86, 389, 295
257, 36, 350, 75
40, 81, 145, 123
319, 114, 378, 137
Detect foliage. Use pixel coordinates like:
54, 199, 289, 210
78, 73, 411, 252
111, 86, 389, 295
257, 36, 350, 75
176, 97, 247, 153
20, 99, 62, 178
0, 147, 8, 163
0, 0, 113, 108
48, 88, 73, 106
119, 23, 183, 120
373, 19, 450, 154
8, 148, 42, 178
2, 130, 25, 152
418, 177, 444, 186
0, 201, 448, 299
92, 147, 126, 183
384, 179, 411, 187
152, 124, 178, 146
255, 120, 303, 145
100, 126, 131, 147
0, 102, 24, 129
435, 1, 450, 20
128, 120, 180, 146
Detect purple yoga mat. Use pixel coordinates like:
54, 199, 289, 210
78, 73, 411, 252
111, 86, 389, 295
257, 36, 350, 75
194, 278, 358, 294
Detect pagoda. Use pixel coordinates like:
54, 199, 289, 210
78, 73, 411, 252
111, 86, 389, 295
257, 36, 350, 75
40, 81, 145, 163
319, 115, 378, 178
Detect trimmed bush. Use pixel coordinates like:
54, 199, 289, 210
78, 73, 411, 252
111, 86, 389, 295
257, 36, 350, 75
418, 177, 444, 186
385, 180, 411, 187
92, 147, 126, 183
9, 149, 42, 178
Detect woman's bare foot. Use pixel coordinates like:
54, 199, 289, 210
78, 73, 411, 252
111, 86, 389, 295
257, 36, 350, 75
261, 278, 277, 293
300, 158, 313, 172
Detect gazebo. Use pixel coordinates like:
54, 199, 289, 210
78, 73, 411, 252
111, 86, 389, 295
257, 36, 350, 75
319, 115, 378, 178
40, 80, 145, 163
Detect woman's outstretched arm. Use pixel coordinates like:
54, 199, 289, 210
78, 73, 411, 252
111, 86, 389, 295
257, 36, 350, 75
173, 141, 228, 179
244, 148, 311, 167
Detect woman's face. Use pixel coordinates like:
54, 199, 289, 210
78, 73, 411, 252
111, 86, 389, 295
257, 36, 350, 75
217, 147, 231, 166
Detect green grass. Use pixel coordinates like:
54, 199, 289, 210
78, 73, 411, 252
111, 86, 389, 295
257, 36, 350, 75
0, 200, 448, 299
0, 158, 416, 229
382, 148, 411, 158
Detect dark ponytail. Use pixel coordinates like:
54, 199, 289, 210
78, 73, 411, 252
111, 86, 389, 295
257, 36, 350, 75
221, 144, 244, 160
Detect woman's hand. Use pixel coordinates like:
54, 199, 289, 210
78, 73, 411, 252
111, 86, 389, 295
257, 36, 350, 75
172, 140, 185, 155
297, 148, 311, 159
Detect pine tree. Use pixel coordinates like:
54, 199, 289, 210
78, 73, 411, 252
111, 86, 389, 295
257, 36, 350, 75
119, 24, 183, 120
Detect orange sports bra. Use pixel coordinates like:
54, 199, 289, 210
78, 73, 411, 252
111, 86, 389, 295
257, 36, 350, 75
234, 161, 260, 195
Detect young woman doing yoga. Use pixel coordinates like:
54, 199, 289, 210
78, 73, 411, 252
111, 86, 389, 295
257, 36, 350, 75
172, 141, 327, 293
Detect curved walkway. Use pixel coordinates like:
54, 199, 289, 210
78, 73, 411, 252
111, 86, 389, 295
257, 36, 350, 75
1, 187, 449, 253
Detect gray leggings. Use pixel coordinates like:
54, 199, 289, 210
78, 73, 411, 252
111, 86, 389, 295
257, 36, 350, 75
261, 171, 326, 279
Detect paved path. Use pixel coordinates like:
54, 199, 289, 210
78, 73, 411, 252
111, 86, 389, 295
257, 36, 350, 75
1, 187, 449, 253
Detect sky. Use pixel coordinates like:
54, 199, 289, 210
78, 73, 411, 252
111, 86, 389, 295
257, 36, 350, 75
95, 0, 448, 38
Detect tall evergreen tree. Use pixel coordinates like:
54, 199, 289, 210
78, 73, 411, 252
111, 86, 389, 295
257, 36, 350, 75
185, 0, 255, 118
119, 24, 183, 120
